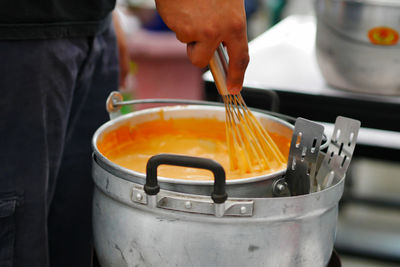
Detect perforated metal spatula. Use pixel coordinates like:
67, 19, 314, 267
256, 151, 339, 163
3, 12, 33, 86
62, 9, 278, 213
285, 118, 325, 196
315, 116, 361, 191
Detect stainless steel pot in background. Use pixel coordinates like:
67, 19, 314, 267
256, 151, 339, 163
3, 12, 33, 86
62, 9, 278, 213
315, 0, 400, 95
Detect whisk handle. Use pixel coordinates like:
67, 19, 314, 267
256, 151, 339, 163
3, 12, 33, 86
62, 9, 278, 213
209, 44, 229, 96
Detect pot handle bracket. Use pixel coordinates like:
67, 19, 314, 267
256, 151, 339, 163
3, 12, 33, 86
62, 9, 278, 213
145, 154, 229, 217
106, 91, 124, 120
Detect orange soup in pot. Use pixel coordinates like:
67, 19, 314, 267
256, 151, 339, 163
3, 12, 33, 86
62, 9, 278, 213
97, 116, 290, 180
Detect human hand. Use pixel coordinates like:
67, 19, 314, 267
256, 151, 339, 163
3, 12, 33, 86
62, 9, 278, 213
155, 0, 249, 94
113, 11, 130, 88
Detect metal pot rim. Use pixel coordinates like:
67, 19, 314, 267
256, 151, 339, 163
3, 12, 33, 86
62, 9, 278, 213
92, 105, 293, 185
319, 0, 400, 7
93, 156, 346, 214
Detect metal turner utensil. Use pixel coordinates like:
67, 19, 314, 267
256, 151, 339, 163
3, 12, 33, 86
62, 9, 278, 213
285, 118, 325, 196
315, 116, 361, 191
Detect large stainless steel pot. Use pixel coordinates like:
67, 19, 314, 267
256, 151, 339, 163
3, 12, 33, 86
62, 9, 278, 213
315, 0, 400, 95
93, 104, 294, 198
92, 153, 344, 267
92, 98, 344, 266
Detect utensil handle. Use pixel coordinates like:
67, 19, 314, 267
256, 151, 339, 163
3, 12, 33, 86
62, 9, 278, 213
145, 153, 228, 204
209, 44, 229, 96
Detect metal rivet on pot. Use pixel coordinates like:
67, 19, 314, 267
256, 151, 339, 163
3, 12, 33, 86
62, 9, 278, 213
135, 193, 143, 201
276, 183, 285, 192
240, 206, 247, 214
272, 178, 290, 197
185, 201, 192, 209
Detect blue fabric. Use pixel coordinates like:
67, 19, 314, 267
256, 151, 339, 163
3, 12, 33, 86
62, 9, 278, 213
0, 22, 119, 267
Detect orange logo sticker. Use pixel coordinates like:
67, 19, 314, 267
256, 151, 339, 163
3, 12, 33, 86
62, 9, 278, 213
368, 27, 399, 46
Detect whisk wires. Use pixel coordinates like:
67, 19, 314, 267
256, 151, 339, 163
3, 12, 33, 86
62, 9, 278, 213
222, 94, 286, 174
209, 44, 285, 174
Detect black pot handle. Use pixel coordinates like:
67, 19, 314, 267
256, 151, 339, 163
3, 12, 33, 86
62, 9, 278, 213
145, 154, 228, 204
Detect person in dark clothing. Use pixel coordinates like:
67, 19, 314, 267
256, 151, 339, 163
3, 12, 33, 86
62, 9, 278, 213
0, 1, 249, 267
0, 12, 123, 267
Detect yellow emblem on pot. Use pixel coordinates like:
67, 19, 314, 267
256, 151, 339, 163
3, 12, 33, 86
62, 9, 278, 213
368, 26, 399, 46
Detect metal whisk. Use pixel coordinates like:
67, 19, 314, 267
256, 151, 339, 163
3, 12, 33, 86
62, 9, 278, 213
209, 44, 286, 173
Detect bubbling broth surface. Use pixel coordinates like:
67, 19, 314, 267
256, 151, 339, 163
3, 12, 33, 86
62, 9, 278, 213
98, 117, 290, 180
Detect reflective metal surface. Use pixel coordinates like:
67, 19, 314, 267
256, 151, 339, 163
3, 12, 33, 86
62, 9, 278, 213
92, 100, 346, 267
315, 0, 400, 95
316, 116, 361, 190
92, 158, 345, 267
285, 118, 325, 195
